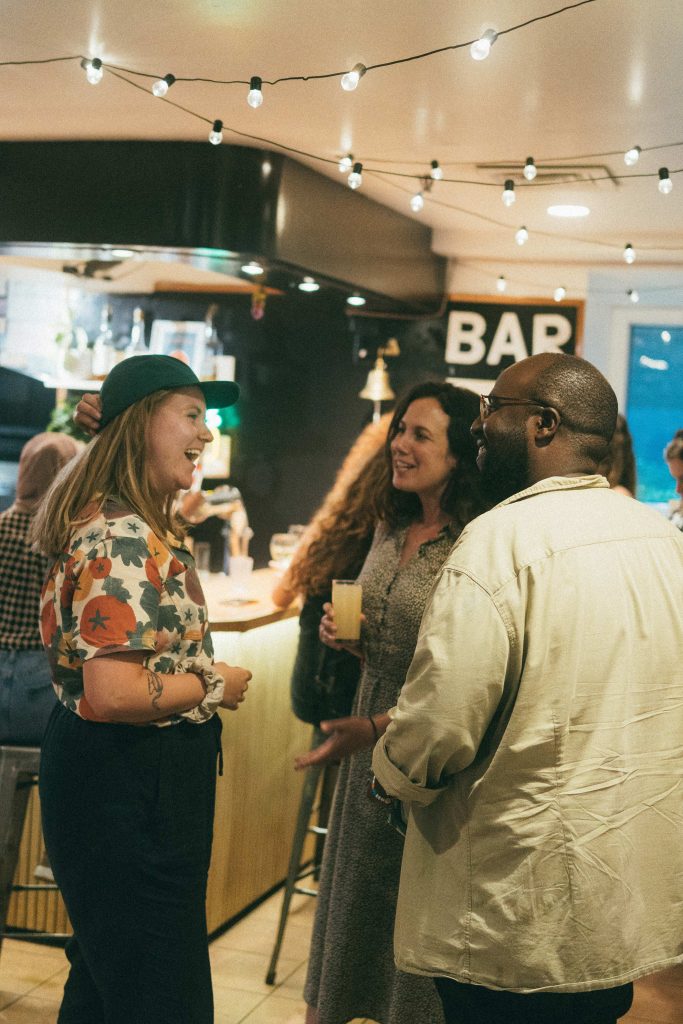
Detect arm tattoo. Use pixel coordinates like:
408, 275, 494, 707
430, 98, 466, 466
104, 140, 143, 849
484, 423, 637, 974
146, 669, 164, 711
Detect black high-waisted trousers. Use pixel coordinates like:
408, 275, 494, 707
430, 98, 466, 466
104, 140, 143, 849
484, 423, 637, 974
40, 701, 222, 1024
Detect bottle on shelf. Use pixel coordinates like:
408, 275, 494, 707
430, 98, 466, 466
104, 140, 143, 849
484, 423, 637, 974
90, 303, 115, 380
123, 306, 147, 359
201, 303, 220, 380
58, 312, 91, 379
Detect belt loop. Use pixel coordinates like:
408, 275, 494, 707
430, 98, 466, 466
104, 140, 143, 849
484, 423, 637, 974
214, 715, 224, 776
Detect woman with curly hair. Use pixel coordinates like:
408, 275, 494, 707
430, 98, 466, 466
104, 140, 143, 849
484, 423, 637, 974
272, 417, 390, 725
298, 381, 487, 1024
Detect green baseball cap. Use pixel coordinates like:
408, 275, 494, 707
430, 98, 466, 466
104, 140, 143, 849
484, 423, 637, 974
99, 354, 240, 428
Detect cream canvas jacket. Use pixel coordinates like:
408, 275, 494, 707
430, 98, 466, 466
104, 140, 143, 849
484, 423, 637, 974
373, 475, 683, 993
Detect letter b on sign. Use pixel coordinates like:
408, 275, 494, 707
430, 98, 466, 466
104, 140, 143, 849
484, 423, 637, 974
445, 312, 487, 365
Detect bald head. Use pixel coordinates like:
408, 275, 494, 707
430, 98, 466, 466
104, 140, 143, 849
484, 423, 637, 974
498, 353, 618, 455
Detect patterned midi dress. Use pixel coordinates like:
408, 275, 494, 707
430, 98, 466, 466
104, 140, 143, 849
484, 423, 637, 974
304, 520, 457, 1024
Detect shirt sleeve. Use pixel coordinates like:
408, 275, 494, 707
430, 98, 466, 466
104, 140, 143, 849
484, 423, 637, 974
69, 526, 162, 661
372, 566, 511, 805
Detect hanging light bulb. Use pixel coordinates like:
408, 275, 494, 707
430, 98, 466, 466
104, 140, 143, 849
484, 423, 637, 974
496, 275, 507, 293
627, 289, 639, 304
338, 153, 353, 173
81, 57, 103, 85
247, 76, 263, 108
348, 162, 363, 189
623, 243, 635, 264
658, 168, 673, 194
523, 157, 537, 181
298, 276, 320, 293
208, 119, 223, 145
624, 145, 641, 167
515, 225, 529, 246
470, 28, 497, 61
410, 191, 424, 213
341, 62, 366, 91
430, 160, 443, 181
502, 179, 516, 206
152, 73, 175, 97
347, 294, 366, 307
554, 286, 567, 302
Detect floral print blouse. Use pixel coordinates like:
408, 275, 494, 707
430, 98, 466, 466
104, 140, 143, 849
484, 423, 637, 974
40, 498, 224, 726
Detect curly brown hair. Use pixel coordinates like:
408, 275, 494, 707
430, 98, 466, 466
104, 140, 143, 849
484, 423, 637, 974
287, 447, 388, 597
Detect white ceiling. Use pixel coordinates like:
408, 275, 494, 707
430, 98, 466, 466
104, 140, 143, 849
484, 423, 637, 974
2, 0, 682, 297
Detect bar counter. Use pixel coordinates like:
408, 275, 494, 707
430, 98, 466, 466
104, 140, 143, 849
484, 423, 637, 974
8, 569, 311, 939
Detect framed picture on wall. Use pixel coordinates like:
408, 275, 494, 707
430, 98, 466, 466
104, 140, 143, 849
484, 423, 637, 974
149, 320, 206, 377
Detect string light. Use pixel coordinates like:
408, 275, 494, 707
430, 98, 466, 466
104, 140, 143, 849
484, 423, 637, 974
470, 28, 498, 61
410, 191, 424, 212
627, 289, 639, 303
554, 286, 567, 302
515, 226, 529, 246
496, 275, 507, 293
658, 168, 673, 194
209, 119, 223, 145
502, 179, 516, 206
623, 242, 635, 264
152, 73, 175, 97
341, 63, 366, 91
348, 162, 363, 189
338, 153, 353, 173
624, 145, 641, 167
347, 294, 366, 306
81, 57, 103, 85
430, 160, 443, 181
523, 157, 537, 181
247, 76, 263, 108
298, 276, 320, 292
241, 261, 264, 275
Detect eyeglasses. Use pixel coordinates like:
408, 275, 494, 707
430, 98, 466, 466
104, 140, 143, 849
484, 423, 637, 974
479, 394, 545, 420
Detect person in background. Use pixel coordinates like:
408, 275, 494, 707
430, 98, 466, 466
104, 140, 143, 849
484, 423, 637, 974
0, 432, 80, 744
31, 355, 252, 1024
664, 429, 683, 530
372, 354, 683, 1024
600, 412, 637, 496
272, 415, 390, 726
300, 381, 487, 1024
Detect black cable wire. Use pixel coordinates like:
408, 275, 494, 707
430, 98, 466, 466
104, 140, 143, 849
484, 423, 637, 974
0, 0, 601, 87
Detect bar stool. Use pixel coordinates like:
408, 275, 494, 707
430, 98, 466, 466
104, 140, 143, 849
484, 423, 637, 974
0, 745, 66, 955
265, 728, 336, 985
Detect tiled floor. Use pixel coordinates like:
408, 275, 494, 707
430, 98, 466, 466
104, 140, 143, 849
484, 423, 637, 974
0, 890, 681, 1022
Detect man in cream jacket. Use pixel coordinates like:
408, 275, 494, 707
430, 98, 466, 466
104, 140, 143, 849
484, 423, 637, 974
372, 353, 683, 1024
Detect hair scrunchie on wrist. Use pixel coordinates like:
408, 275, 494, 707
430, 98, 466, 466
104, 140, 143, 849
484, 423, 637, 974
174, 657, 225, 723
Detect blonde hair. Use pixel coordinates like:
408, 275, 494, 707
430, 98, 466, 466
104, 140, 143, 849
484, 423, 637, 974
31, 391, 184, 557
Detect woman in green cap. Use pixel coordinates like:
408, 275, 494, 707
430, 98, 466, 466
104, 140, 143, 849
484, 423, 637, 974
31, 355, 251, 1024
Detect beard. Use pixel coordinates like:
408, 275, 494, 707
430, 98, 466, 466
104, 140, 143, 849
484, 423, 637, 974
479, 425, 531, 504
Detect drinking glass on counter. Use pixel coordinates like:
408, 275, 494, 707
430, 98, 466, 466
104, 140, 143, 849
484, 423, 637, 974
229, 555, 254, 600
269, 532, 299, 568
331, 579, 363, 641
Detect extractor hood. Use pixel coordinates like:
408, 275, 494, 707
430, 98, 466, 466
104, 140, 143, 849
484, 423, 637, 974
0, 141, 446, 311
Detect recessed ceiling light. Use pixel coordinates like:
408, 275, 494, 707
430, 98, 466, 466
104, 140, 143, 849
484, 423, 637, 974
547, 204, 590, 218
298, 276, 320, 293
347, 295, 366, 306
241, 261, 264, 275
111, 248, 134, 258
